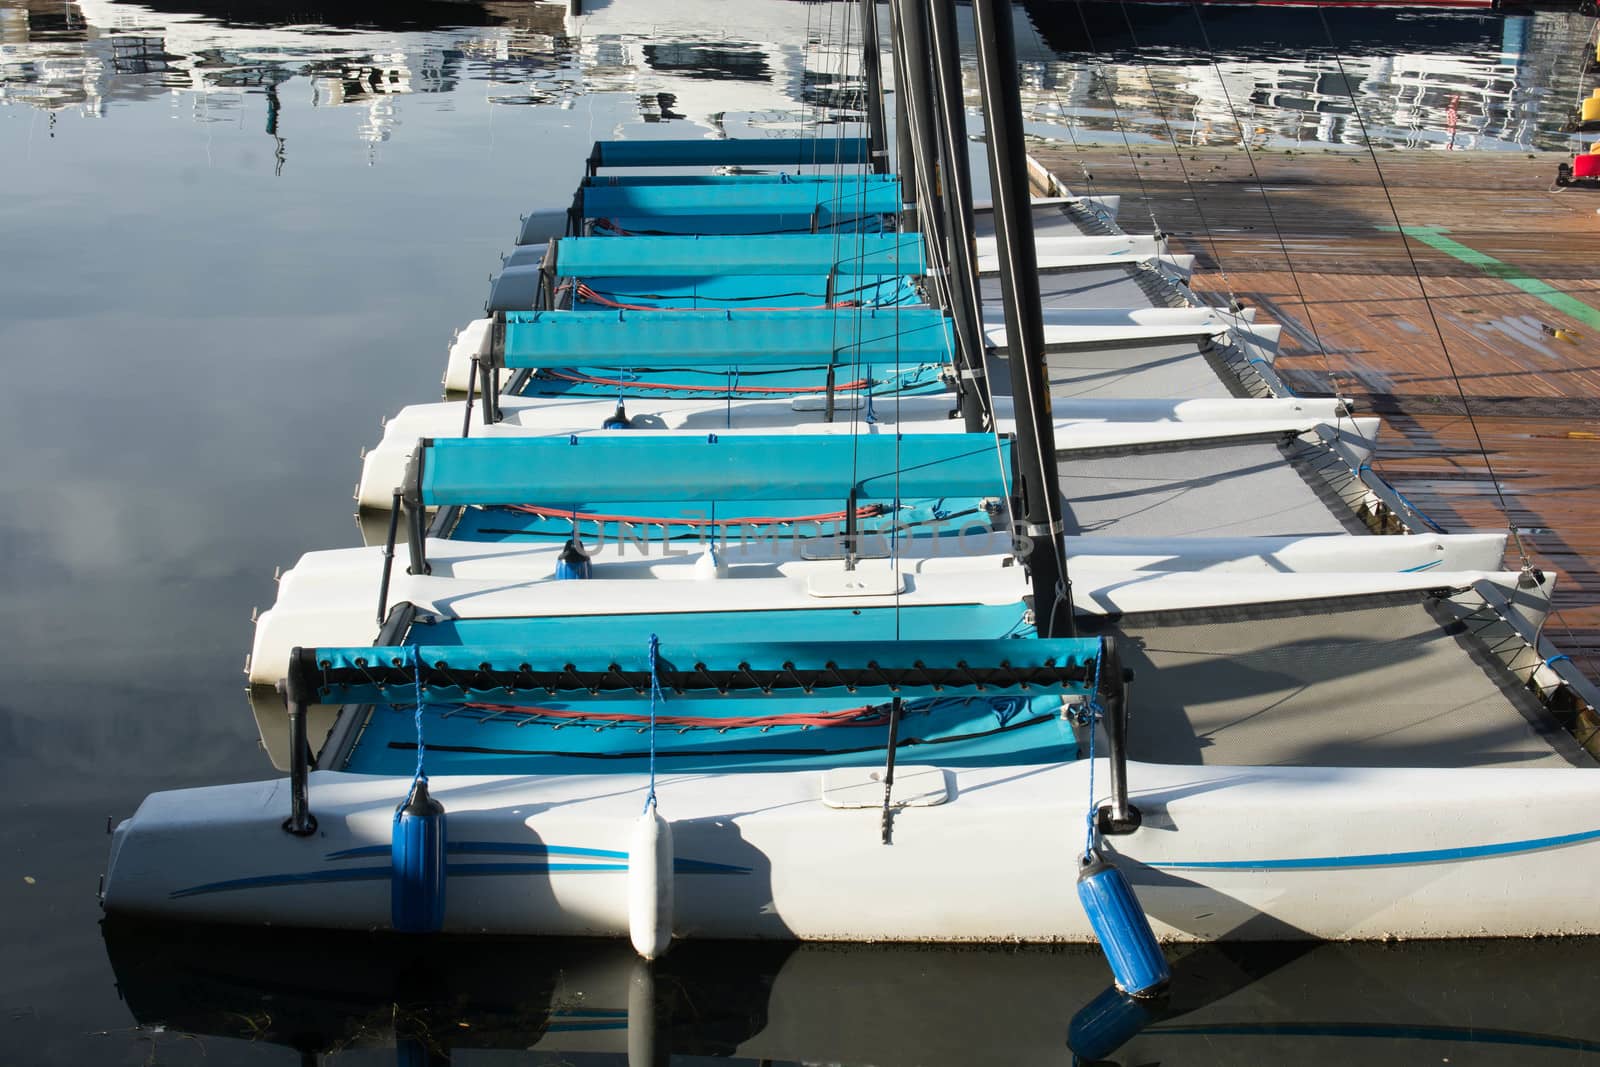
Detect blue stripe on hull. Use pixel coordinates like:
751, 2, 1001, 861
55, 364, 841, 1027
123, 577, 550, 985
1151, 826, 1600, 871
170, 853, 752, 900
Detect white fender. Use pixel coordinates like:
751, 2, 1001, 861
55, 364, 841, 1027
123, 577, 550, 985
628, 806, 674, 960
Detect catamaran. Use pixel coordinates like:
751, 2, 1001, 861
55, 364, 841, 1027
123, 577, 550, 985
102, 0, 1600, 978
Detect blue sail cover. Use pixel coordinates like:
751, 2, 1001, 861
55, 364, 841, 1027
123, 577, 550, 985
555, 235, 926, 279
344, 690, 1078, 775
589, 137, 872, 169
418, 434, 1013, 507
580, 179, 900, 221
585, 174, 885, 186
326, 629, 1097, 775
501, 308, 953, 368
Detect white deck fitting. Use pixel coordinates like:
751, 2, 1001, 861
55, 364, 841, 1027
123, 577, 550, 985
975, 194, 1123, 219
1051, 396, 1337, 421
1069, 532, 1507, 573
1071, 567, 1534, 617
1054, 417, 1371, 457
981, 306, 1263, 353
976, 233, 1165, 266
975, 234, 1193, 279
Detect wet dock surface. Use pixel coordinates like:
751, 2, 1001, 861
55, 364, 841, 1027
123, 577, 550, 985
1034, 144, 1600, 679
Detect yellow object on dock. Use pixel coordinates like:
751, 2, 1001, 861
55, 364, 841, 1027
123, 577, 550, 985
1584, 89, 1600, 125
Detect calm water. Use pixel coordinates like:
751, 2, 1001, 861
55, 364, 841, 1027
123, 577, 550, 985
3, 1, 1599, 1063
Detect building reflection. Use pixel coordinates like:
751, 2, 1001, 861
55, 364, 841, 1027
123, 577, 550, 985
1, 0, 1591, 157
1, 0, 874, 160
1010, 6, 1593, 150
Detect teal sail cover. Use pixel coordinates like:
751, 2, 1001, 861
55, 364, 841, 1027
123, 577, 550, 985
588, 137, 872, 169
556, 235, 926, 279
324, 629, 1098, 776
419, 434, 1013, 507
502, 308, 952, 368
581, 178, 899, 220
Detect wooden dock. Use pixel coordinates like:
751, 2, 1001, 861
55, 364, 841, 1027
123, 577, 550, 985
1032, 144, 1600, 668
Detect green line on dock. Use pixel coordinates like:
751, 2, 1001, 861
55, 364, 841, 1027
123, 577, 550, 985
1378, 225, 1600, 331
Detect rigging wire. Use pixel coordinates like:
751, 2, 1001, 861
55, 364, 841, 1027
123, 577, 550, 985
969, 0, 1075, 637
907, 66, 1024, 563
1309, 2, 1532, 572
1012, 35, 1102, 209
1307, 6, 1600, 694
1177, 0, 1356, 434
1111, 0, 1241, 311
1025, 9, 1162, 240
890, 2, 1021, 593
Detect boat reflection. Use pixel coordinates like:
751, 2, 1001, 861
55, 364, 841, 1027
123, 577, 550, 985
3, 0, 1594, 152
103, 921, 1600, 1065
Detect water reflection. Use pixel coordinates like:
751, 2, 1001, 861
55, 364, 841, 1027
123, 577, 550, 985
0, 0, 871, 150
4, 0, 1592, 152
103, 922, 1600, 1065
1010, 6, 1592, 149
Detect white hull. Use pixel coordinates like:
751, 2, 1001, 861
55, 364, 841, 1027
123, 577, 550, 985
104, 761, 1600, 939
248, 534, 1531, 692
354, 392, 1367, 509
439, 306, 1276, 392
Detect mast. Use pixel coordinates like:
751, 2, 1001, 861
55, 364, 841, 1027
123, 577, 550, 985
926, 0, 991, 433
886, 1, 918, 228
890, 0, 988, 432
970, 0, 1073, 637
891, 0, 945, 234
858, 0, 891, 175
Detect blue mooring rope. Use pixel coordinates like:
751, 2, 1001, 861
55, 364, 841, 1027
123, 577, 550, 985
644, 633, 662, 813
1082, 648, 1104, 862
398, 643, 428, 817
1547, 654, 1573, 669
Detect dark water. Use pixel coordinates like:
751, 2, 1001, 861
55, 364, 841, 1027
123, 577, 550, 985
3, 1, 1599, 1063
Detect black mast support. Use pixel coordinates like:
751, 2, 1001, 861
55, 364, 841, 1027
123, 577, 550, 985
926, 0, 991, 433
893, 0, 991, 431
971, 0, 1072, 637
1094, 637, 1141, 834
402, 441, 432, 577
282, 648, 319, 836
880, 695, 904, 844
886, 0, 918, 229
859, 0, 891, 174
891, 0, 946, 251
